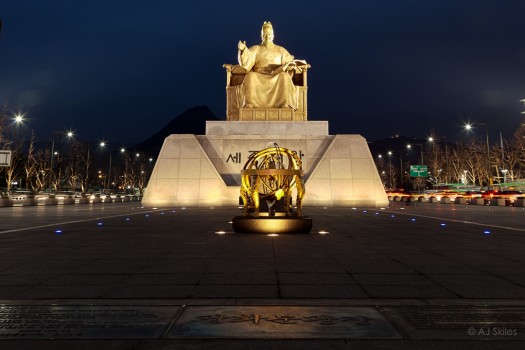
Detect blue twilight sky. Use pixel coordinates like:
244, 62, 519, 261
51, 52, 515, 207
1, 0, 525, 145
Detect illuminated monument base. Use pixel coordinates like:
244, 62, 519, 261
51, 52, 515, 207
141, 121, 388, 208
232, 214, 312, 234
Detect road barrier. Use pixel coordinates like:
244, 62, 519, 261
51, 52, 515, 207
440, 196, 451, 204
0, 194, 142, 208
454, 197, 467, 205
489, 197, 507, 206
515, 197, 525, 207
387, 195, 525, 207
0, 198, 14, 207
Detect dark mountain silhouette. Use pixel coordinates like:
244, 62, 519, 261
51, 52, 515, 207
134, 105, 220, 156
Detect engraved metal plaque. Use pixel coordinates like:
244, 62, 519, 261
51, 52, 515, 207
382, 306, 525, 340
167, 306, 401, 339
0, 305, 179, 339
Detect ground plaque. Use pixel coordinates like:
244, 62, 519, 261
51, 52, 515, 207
382, 306, 525, 340
167, 306, 402, 339
0, 305, 179, 339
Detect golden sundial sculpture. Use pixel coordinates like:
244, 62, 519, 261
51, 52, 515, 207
233, 143, 312, 234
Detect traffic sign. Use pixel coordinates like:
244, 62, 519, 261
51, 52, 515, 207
0, 150, 11, 167
410, 165, 428, 177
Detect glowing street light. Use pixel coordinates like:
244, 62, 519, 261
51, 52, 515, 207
99, 141, 112, 190
502, 169, 508, 183
14, 114, 24, 124
464, 122, 491, 188
427, 135, 449, 183
49, 130, 75, 192
387, 151, 393, 189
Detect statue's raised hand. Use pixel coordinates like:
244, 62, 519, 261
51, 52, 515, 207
238, 40, 247, 51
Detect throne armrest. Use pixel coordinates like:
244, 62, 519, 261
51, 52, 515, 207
223, 64, 248, 86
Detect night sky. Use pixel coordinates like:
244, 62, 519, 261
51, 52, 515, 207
1, 0, 525, 145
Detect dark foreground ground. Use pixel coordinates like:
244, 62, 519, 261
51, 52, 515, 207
0, 202, 524, 349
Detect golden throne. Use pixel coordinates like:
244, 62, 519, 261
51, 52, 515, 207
223, 63, 310, 121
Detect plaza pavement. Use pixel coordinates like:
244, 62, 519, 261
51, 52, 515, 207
0, 201, 524, 349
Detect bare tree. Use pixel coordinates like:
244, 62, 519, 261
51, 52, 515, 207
24, 131, 38, 190
34, 149, 50, 192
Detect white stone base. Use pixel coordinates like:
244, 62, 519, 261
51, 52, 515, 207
142, 121, 388, 208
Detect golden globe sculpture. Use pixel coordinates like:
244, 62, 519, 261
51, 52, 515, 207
232, 143, 312, 234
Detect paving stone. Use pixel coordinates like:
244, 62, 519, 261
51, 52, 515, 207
279, 285, 368, 298
102, 285, 196, 298
42, 274, 130, 286
278, 272, 356, 285
362, 285, 460, 299
191, 285, 278, 298
1, 202, 525, 346
122, 273, 203, 285
352, 274, 437, 285
443, 285, 525, 298
200, 273, 277, 285
14, 285, 111, 299
426, 274, 517, 287
0, 274, 57, 286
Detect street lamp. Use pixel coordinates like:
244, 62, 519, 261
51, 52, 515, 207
49, 130, 74, 192
464, 122, 491, 188
428, 135, 449, 184
99, 141, 112, 190
387, 151, 392, 189
14, 114, 24, 124
502, 169, 508, 184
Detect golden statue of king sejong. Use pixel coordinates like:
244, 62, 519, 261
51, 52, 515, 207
237, 21, 305, 109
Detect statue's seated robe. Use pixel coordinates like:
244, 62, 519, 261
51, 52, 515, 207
224, 44, 310, 121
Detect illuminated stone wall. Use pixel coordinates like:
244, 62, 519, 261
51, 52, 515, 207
142, 121, 388, 207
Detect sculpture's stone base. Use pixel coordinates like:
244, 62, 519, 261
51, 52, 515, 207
232, 215, 312, 234
141, 121, 388, 208
239, 108, 305, 121
206, 121, 328, 136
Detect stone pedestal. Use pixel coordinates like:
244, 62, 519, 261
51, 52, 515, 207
142, 121, 388, 207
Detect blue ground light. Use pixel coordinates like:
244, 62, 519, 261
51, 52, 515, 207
411, 218, 416, 222
125, 218, 131, 221
97, 222, 103, 226
484, 230, 491, 235
55, 229, 62, 234
440, 223, 446, 227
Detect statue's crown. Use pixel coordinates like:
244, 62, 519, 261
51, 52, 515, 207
262, 21, 273, 31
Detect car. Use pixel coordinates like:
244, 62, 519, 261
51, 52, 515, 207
481, 190, 499, 204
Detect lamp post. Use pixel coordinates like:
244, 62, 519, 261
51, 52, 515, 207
428, 135, 449, 183
387, 151, 392, 189
464, 122, 491, 188
99, 141, 112, 191
502, 169, 508, 184
48, 130, 74, 193
399, 150, 403, 189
